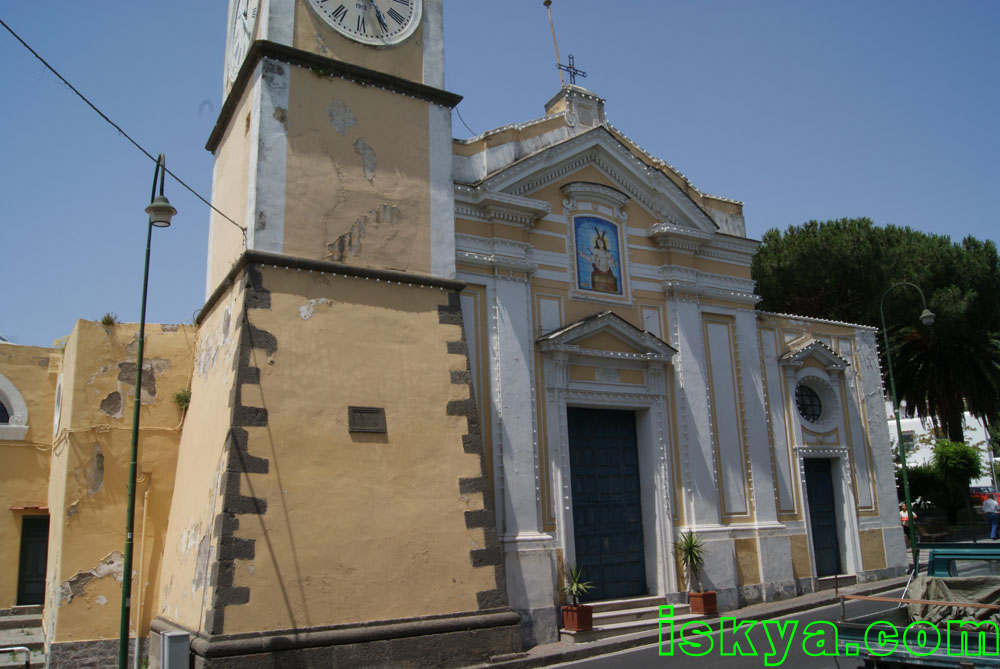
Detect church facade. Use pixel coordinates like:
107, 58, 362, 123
0, 1, 905, 666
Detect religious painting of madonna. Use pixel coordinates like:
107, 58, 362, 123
574, 216, 624, 295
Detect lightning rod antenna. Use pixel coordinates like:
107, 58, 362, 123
544, 0, 564, 87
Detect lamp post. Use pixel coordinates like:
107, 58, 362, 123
880, 281, 934, 573
119, 154, 175, 668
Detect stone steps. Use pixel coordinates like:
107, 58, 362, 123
817, 574, 857, 591
560, 596, 704, 644
0, 606, 45, 668
0, 647, 45, 669
0, 616, 41, 632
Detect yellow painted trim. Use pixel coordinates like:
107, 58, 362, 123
757, 327, 786, 517
775, 327, 803, 521
668, 372, 684, 526
803, 426, 841, 443
846, 336, 879, 516
462, 286, 494, 504
702, 315, 753, 521
455, 263, 494, 277
618, 369, 644, 385
533, 291, 559, 532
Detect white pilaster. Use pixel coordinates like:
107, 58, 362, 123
735, 309, 778, 523
671, 299, 721, 526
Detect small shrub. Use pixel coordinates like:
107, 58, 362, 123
100, 312, 118, 326
173, 388, 192, 411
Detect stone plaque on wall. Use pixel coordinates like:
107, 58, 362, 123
348, 406, 387, 433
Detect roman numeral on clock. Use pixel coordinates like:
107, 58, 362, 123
357, 15, 366, 32
392, 0, 411, 6
331, 4, 347, 21
387, 8, 405, 24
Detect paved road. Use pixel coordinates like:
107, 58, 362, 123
551, 588, 906, 669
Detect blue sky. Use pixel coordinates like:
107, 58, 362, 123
1, 1, 997, 348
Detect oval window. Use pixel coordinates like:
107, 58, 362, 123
795, 384, 823, 423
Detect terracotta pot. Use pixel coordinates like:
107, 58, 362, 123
689, 590, 717, 615
562, 604, 594, 631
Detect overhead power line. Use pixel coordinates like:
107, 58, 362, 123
0, 17, 246, 238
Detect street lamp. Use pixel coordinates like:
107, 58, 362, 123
880, 281, 934, 573
119, 154, 174, 668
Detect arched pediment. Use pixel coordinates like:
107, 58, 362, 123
537, 310, 677, 363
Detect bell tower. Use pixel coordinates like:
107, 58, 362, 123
152, 3, 519, 666
206, 0, 460, 295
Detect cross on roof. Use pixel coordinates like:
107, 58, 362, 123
558, 54, 587, 86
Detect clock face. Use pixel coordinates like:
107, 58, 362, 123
307, 0, 422, 46
228, 0, 260, 82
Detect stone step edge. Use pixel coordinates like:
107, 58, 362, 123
0, 606, 42, 618
0, 615, 43, 630
559, 613, 717, 643
593, 605, 688, 624
586, 596, 668, 613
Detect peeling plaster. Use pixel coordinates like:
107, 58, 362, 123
328, 100, 356, 136
117, 357, 171, 404
33, 356, 50, 368
353, 138, 377, 182
100, 391, 123, 418
86, 364, 111, 387
327, 204, 401, 262
273, 106, 288, 129
194, 534, 212, 591
299, 298, 332, 320
86, 444, 104, 494
196, 304, 237, 377
59, 551, 124, 603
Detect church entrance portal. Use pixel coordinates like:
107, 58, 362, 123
568, 407, 647, 601
805, 458, 842, 577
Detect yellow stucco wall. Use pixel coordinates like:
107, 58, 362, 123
733, 538, 761, 586
789, 534, 812, 579
216, 266, 494, 633
206, 82, 254, 293
0, 343, 57, 608
283, 69, 432, 274
47, 320, 194, 643
860, 529, 887, 571
155, 283, 245, 631
293, 0, 424, 84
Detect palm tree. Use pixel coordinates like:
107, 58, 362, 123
892, 318, 1000, 443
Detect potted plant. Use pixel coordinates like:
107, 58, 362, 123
561, 564, 594, 631
674, 529, 717, 615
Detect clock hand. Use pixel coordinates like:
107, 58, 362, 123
368, 0, 389, 33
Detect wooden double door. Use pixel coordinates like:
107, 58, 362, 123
568, 408, 647, 601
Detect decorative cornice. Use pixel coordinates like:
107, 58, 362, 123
455, 234, 537, 277
537, 310, 677, 361
480, 129, 719, 235
454, 188, 551, 230
658, 266, 760, 305
780, 339, 850, 371
757, 310, 877, 332
561, 181, 629, 221
198, 250, 465, 326
646, 222, 713, 252
207, 40, 463, 152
